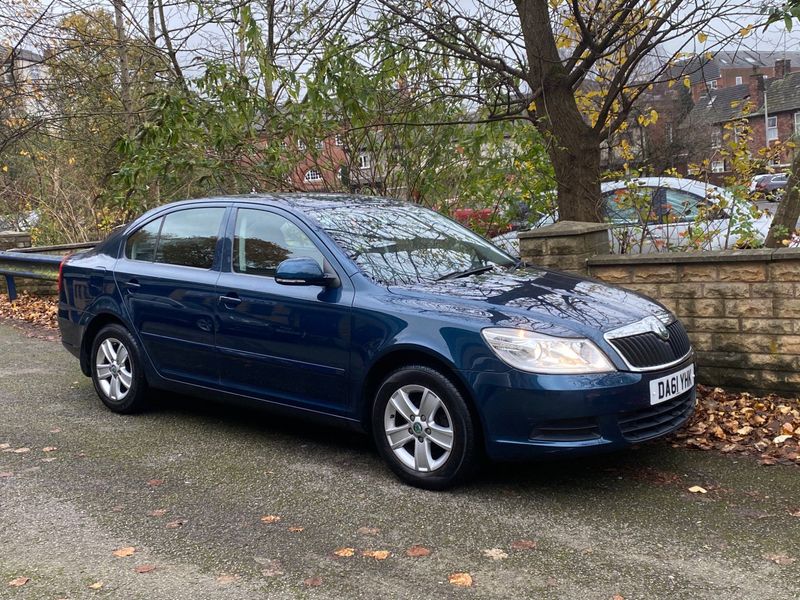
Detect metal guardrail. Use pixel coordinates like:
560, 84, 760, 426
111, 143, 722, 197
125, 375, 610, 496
0, 242, 98, 301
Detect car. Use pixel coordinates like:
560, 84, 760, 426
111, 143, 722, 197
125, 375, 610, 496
493, 177, 772, 256
58, 194, 696, 489
753, 173, 789, 201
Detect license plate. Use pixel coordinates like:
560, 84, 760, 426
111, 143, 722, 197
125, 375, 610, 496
649, 364, 694, 405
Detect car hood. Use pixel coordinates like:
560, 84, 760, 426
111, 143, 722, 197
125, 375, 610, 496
387, 267, 668, 339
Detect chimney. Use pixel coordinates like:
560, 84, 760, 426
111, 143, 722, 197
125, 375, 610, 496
775, 58, 791, 79
748, 73, 765, 102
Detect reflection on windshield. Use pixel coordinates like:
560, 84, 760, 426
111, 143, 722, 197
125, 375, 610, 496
308, 203, 515, 284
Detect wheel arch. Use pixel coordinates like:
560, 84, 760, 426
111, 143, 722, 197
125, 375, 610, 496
79, 312, 129, 376
359, 346, 485, 443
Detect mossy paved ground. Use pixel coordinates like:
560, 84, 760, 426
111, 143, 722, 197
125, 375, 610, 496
0, 321, 798, 600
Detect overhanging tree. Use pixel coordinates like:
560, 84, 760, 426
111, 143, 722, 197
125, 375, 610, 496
350, 0, 762, 222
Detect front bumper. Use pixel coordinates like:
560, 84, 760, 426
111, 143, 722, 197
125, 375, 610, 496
462, 355, 696, 460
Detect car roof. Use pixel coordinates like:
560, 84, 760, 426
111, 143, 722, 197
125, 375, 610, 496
161, 193, 409, 212
600, 177, 728, 198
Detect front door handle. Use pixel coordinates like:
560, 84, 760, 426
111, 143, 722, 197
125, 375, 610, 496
219, 293, 242, 308
123, 279, 141, 291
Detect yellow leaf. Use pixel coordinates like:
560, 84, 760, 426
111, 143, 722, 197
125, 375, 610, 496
88, 581, 104, 590
1, 165, 7, 172
697, 32, 708, 43
333, 547, 355, 557
683, 77, 691, 89
362, 549, 390, 560
739, 24, 753, 37
688, 485, 707, 494
112, 546, 136, 558
528, 100, 536, 113
448, 572, 474, 587
260, 515, 281, 523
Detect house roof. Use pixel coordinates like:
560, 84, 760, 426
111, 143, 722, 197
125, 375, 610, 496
750, 71, 800, 116
682, 84, 751, 126
683, 70, 800, 126
666, 49, 800, 87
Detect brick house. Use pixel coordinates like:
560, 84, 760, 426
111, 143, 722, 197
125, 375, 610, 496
682, 60, 800, 178
671, 50, 800, 103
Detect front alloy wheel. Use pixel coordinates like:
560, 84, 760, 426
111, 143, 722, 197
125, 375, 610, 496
384, 384, 454, 472
372, 365, 479, 489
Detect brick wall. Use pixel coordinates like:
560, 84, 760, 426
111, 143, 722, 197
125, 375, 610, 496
587, 249, 800, 395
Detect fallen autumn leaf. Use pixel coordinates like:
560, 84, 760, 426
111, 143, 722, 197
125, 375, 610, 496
362, 550, 390, 560
406, 545, 431, 557
510, 539, 537, 550
482, 548, 508, 560
448, 572, 473, 587
7, 577, 30, 587
88, 581, 103, 590
135, 564, 156, 574
260, 515, 281, 524
112, 546, 135, 558
688, 485, 707, 494
333, 547, 355, 557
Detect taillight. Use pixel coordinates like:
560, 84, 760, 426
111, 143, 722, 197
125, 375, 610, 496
57, 256, 67, 294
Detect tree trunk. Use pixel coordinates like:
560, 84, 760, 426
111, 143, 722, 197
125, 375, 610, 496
538, 108, 603, 222
515, 0, 603, 223
765, 151, 800, 247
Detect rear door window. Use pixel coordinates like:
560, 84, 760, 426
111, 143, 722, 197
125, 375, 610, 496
155, 208, 226, 269
651, 188, 706, 223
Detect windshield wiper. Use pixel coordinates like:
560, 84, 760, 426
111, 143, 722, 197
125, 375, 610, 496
437, 264, 495, 281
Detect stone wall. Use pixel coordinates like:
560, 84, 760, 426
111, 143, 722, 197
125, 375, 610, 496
587, 249, 800, 395
0, 231, 32, 251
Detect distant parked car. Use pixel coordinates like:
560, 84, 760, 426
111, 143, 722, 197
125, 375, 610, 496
753, 173, 789, 201
58, 194, 695, 489
493, 177, 771, 256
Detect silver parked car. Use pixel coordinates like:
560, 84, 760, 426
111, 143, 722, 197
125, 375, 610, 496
493, 177, 771, 256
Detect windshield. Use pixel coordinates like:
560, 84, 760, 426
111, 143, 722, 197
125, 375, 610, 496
308, 202, 515, 285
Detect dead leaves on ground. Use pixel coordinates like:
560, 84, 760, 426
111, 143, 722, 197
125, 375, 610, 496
134, 564, 156, 574
333, 547, 355, 558
765, 553, 797, 566
672, 385, 800, 466
361, 550, 390, 560
260, 515, 281, 524
112, 546, 136, 558
0, 292, 57, 329
448, 572, 474, 587
481, 548, 508, 561
406, 545, 431, 557
7, 576, 30, 587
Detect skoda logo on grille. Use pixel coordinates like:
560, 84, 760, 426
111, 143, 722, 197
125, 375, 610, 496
649, 317, 670, 341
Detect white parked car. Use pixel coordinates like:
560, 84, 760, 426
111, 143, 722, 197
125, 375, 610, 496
492, 177, 772, 256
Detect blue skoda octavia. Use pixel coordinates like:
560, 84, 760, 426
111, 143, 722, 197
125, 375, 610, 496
59, 194, 696, 489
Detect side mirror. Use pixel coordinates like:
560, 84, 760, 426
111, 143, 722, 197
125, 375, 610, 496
275, 257, 338, 287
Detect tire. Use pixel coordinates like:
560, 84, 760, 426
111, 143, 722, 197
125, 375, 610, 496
90, 324, 149, 414
371, 365, 480, 490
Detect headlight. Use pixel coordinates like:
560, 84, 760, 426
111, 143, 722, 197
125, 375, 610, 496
481, 328, 615, 374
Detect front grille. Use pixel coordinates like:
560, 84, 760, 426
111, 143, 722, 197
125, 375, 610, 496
529, 417, 601, 442
610, 320, 691, 369
618, 390, 695, 442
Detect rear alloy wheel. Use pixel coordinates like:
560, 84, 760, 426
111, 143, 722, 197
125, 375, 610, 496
372, 366, 479, 489
90, 324, 148, 413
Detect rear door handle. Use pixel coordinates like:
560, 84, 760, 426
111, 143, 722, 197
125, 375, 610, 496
123, 279, 141, 291
219, 293, 242, 307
